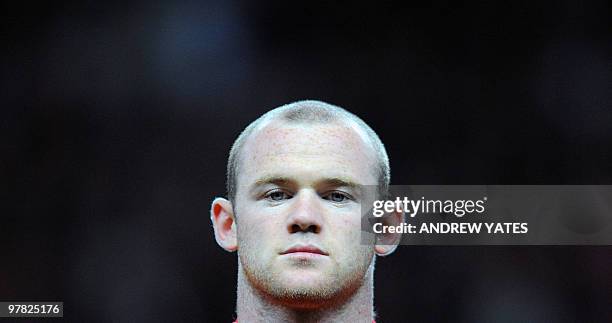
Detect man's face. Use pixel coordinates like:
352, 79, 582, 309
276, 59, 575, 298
233, 121, 379, 307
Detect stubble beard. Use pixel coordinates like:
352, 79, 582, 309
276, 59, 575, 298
238, 244, 374, 309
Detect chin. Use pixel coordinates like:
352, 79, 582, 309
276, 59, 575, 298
277, 274, 332, 294
269, 285, 342, 309
263, 273, 352, 309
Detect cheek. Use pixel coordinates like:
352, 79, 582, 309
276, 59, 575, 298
327, 215, 363, 249
236, 211, 284, 247
336, 212, 362, 233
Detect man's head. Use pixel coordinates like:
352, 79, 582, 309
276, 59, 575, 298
211, 100, 401, 309
226, 100, 390, 203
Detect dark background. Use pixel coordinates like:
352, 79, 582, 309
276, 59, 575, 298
3, 1, 612, 322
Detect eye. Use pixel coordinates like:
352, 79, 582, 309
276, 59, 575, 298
265, 190, 292, 201
323, 191, 352, 203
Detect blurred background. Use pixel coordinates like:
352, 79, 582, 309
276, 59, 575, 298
2, 1, 612, 322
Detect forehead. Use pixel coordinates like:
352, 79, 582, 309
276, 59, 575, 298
237, 121, 378, 187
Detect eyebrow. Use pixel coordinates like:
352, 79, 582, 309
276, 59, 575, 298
251, 176, 294, 190
318, 178, 361, 190
249, 176, 361, 193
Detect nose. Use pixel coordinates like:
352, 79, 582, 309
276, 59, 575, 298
287, 190, 324, 234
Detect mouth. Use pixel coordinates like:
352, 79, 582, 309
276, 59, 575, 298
280, 245, 329, 256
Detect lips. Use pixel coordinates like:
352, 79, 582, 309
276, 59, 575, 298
280, 245, 329, 256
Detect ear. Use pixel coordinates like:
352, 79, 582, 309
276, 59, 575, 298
374, 210, 404, 256
210, 197, 238, 252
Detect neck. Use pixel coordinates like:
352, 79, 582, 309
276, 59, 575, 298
236, 263, 375, 323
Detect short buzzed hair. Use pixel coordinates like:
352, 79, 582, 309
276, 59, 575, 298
226, 100, 390, 202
